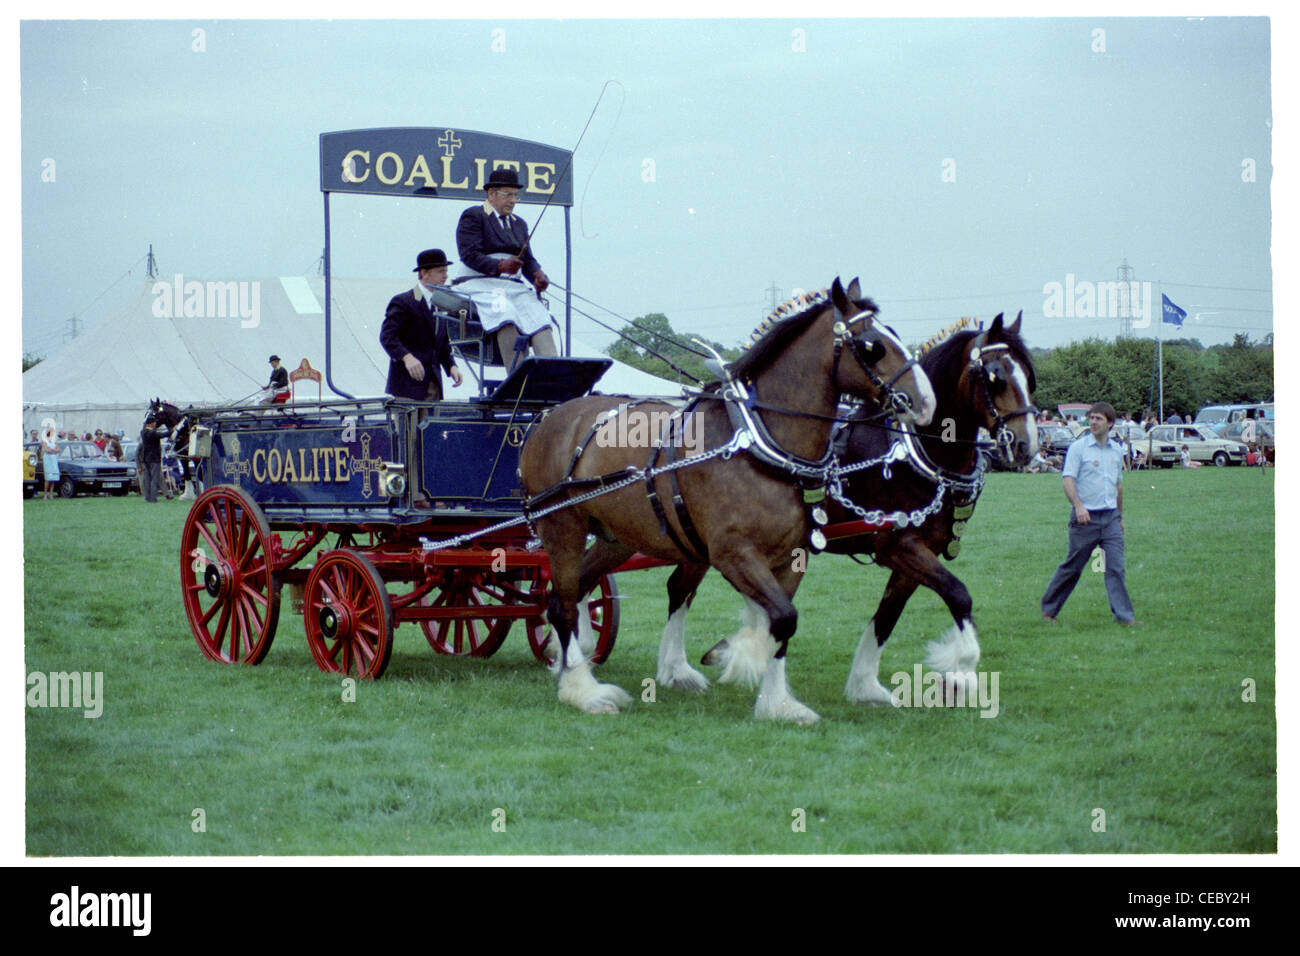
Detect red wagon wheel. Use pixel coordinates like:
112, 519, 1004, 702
304, 550, 394, 679
419, 568, 529, 658
180, 486, 281, 665
523, 572, 620, 666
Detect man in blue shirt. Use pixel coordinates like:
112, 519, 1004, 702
1041, 402, 1140, 625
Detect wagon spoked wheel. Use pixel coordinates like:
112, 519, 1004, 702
180, 486, 281, 665
524, 572, 620, 667
304, 550, 394, 679
420, 569, 529, 658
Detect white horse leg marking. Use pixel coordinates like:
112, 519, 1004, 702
657, 604, 710, 692
555, 631, 632, 715
715, 597, 771, 688
845, 620, 897, 706
754, 655, 820, 724
923, 619, 981, 701
575, 594, 597, 658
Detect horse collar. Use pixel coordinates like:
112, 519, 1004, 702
720, 381, 836, 480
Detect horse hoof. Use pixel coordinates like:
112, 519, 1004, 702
660, 666, 710, 694
845, 681, 899, 707
940, 673, 978, 706
755, 697, 821, 725
700, 639, 730, 667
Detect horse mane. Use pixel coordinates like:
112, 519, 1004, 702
728, 287, 879, 382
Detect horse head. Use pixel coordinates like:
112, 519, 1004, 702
144, 397, 180, 430
966, 311, 1038, 466
829, 277, 935, 426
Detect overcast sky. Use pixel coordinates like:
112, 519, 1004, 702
15, 14, 1274, 366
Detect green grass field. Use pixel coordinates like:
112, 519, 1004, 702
23, 466, 1276, 856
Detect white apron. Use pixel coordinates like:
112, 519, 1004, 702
452, 253, 553, 336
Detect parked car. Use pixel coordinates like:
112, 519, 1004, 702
1213, 419, 1275, 462
1194, 403, 1274, 425
1140, 428, 1181, 468
1037, 424, 1076, 456
22, 446, 39, 497
24, 440, 135, 497
107, 440, 139, 492
1146, 423, 1248, 467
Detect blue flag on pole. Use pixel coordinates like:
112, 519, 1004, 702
1162, 293, 1186, 327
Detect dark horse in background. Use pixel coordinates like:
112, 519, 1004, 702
144, 398, 200, 499
701, 313, 1038, 704
519, 278, 936, 723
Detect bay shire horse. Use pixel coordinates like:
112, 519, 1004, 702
519, 278, 936, 723
703, 313, 1038, 704
145, 398, 199, 498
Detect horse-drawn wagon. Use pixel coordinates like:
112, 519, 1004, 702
176, 126, 1042, 723
178, 127, 641, 679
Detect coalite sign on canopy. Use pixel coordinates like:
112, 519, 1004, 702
320, 127, 574, 205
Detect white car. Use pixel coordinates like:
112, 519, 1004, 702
1146, 423, 1248, 467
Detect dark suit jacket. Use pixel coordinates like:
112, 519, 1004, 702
455, 204, 542, 282
380, 289, 456, 401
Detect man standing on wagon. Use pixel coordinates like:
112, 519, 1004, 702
381, 249, 465, 509
381, 248, 465, 402
453, 168, 558, 371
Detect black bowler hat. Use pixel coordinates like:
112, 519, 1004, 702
413, 249, 454, 272
269, 355, 281, 363
484, 168, 523, 191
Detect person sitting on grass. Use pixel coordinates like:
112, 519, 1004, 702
1179, 444, 1202, 469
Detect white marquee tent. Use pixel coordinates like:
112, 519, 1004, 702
22, 275, 682, 436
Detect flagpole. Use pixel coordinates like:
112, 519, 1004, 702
1158, 281, 1164, 423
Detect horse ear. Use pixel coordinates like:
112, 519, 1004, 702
1008, 310, 1023, 335
988, 313, 1005, 338
846, 277, 862, 301
830, 277, 849, 318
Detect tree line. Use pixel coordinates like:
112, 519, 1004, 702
605, 316, 1273, 421
1028, 332, 1273, 420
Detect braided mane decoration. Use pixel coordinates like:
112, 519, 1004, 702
752, 287, 832, 341
916, 316, 975, 359
728, 286, 880, 383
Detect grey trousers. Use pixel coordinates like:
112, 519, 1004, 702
140, 461, 162, 502
1041, 508, 1135, 623
495, 325, 557, 372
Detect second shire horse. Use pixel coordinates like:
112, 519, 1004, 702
702, 313, 1038, 705
519, 278, 936, 722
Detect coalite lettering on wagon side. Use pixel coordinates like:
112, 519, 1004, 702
212, 425, 395, 504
